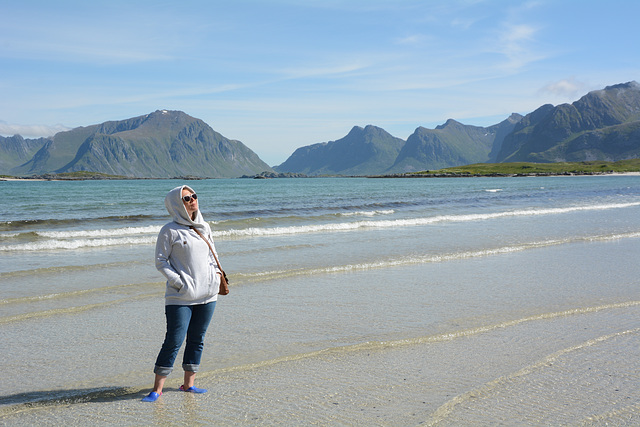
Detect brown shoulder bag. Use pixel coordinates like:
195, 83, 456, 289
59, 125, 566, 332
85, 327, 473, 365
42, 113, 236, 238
190, 226, 229, 295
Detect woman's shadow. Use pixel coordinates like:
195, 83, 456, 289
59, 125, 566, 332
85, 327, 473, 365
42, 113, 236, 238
0, 386, 146, 410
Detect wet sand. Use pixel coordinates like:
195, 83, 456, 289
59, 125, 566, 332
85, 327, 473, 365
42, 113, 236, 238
2, 301, 638, 426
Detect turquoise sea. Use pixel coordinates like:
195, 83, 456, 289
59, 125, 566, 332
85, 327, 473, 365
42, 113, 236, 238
1, 176, 639, 425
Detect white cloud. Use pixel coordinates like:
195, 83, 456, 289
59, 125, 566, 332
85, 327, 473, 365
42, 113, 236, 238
0, 122, 70, 138
0, 4, 191, 65
450, 16, 482, 30
497, 23, 541, 70
395, 34, 426, 45
487, 0, 546, 72
539, 77, 588, 98
278, 62, 370, 80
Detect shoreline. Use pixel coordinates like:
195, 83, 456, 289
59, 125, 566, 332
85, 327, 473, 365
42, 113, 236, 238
3, 171, 640, 182
374, 171, 640, 178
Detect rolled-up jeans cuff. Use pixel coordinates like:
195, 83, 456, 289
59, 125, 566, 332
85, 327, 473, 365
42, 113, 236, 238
154, 365, 173, 376
183, 363, 199, 372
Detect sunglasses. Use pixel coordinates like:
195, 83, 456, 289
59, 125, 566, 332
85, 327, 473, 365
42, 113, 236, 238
182, 194, 198, 203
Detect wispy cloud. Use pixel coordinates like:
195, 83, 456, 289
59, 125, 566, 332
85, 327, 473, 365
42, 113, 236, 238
496, 23, 542, 71
0, 122, 70, 138
450, 15, 485, 30
0, 6, 186, 65
395, 34, 426, 45
277, 62, 371, 80
539, 77, 589, 98
3, 39, 174, 64
487, 1, 546, 72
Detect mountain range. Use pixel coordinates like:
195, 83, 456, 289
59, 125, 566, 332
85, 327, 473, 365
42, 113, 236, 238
495, 81, 640, 162
2, 81, 640, 178
0, 110, 271, 178
274, 125, 406, 176
275, 81, 640, 175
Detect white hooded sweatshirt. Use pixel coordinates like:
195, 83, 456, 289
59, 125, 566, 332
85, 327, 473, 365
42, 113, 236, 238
155, 185, 221, 305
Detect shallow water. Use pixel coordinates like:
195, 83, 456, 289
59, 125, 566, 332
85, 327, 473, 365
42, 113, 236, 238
1, 176, 639, 425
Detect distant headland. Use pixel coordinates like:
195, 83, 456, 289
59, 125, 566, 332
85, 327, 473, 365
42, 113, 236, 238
3, 160, 640, 181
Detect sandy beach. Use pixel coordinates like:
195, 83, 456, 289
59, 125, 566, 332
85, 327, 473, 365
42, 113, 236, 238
1, 301, 638, 425
2, 236, 640, 426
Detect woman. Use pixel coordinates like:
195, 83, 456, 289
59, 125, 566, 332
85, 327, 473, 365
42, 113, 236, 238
142, 185, 222, 402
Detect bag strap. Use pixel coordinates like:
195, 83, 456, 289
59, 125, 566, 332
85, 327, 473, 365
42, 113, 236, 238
189, 226, 224, 273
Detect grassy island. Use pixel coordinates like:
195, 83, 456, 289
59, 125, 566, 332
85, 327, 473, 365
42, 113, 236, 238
399, 159, 640, 177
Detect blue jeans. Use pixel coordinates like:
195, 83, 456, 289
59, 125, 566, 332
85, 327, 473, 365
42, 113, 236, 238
154, 302, 216, 376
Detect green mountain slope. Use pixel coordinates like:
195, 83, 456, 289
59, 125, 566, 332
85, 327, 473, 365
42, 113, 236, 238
8, 110, 272, 178
275, 115, 521, 176
389, 114, 521, 173
274, 125, 405, 175
497, 81, 640, 162
0, 135, 49, 175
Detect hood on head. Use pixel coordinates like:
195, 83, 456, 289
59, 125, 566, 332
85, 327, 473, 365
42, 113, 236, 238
164, 185, 207, 230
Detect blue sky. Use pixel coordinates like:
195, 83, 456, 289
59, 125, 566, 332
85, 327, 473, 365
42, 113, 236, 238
1, 0, 639, 166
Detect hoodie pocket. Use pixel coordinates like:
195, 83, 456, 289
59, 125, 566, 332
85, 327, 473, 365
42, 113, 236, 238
169, 276, 184, 291
177, 272, 218, 301
177, 273, 198, 300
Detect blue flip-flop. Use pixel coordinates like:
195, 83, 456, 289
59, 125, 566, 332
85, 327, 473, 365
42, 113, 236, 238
142, 391, 162, 402
180, 385, 207, 393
